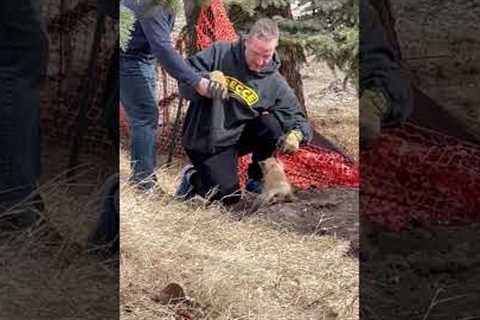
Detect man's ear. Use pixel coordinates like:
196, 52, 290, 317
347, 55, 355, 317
273, 38, 279, 49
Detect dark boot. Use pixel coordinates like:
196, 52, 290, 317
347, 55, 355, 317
0, 189, 43, 231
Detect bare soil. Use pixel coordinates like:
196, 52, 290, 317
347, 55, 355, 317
361, 222, 480, 319
391, 0, 480, 139
231, 188, 359, 256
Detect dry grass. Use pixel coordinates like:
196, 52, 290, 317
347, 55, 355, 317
120, 151, 358, 320
303, 58, 359, 161
0, 150, 118, 320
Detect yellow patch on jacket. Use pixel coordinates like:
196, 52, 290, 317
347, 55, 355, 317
225, 76, 259, 107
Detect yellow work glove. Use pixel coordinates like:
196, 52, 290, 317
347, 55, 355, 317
360, 88, 389, 148
281, 129, 303, 154
199, 0, 212, 7
208, 70, 229, 99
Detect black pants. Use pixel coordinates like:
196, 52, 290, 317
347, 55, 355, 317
186, 114, 283, 205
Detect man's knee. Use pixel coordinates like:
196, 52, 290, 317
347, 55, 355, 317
255, 113, 283, 143
125, 105, 158, 128
195, 167, 240, 204
199, 173, 239, 199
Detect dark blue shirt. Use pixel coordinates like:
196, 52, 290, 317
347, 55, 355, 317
120, 0, 201, 87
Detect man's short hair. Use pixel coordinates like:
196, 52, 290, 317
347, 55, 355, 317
248, 18, 280, 41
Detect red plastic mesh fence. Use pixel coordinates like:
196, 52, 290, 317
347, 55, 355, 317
362, 123, 480, 230
238, 145, 359, 190
195, 0, 238, 49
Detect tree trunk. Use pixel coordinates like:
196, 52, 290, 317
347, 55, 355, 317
183, 0, 202, 55
276, 41, 307, 112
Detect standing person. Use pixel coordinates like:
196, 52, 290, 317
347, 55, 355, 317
0, 1, 48, 230
175, 18, 312, 205
120, 0, 217, 191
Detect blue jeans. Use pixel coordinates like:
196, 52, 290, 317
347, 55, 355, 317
0, 1, 47, 209
120, 57, 159, 186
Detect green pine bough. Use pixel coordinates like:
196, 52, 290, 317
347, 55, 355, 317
120, 4, 136, 51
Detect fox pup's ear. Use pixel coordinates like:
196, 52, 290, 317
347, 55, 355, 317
259, 160, 266, 170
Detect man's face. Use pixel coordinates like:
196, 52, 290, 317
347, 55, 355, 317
245, 35, 278, 72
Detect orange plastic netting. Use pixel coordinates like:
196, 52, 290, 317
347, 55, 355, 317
196, 0, 238, 49
361, 123, 480, 230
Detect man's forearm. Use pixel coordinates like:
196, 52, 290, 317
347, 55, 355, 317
155, 43, 201, 87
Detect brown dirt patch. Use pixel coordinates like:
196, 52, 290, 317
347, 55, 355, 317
361, 222, 480, 319
230, 187, 359, 256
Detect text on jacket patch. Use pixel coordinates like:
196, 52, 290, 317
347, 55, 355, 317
225, 76, 259, 107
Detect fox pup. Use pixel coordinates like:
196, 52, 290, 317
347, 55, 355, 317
248, 157, 296, 213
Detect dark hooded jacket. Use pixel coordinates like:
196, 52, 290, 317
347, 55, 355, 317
179, 36, 312, 154
360, 0, 413, 126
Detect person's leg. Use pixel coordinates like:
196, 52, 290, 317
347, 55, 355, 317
120, 58, 159, 190
177, 114, 282, 203
184, 148, 242, 205
0, 1, 48, 228
87, 174, 119, 256
238, 113, 283, 191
